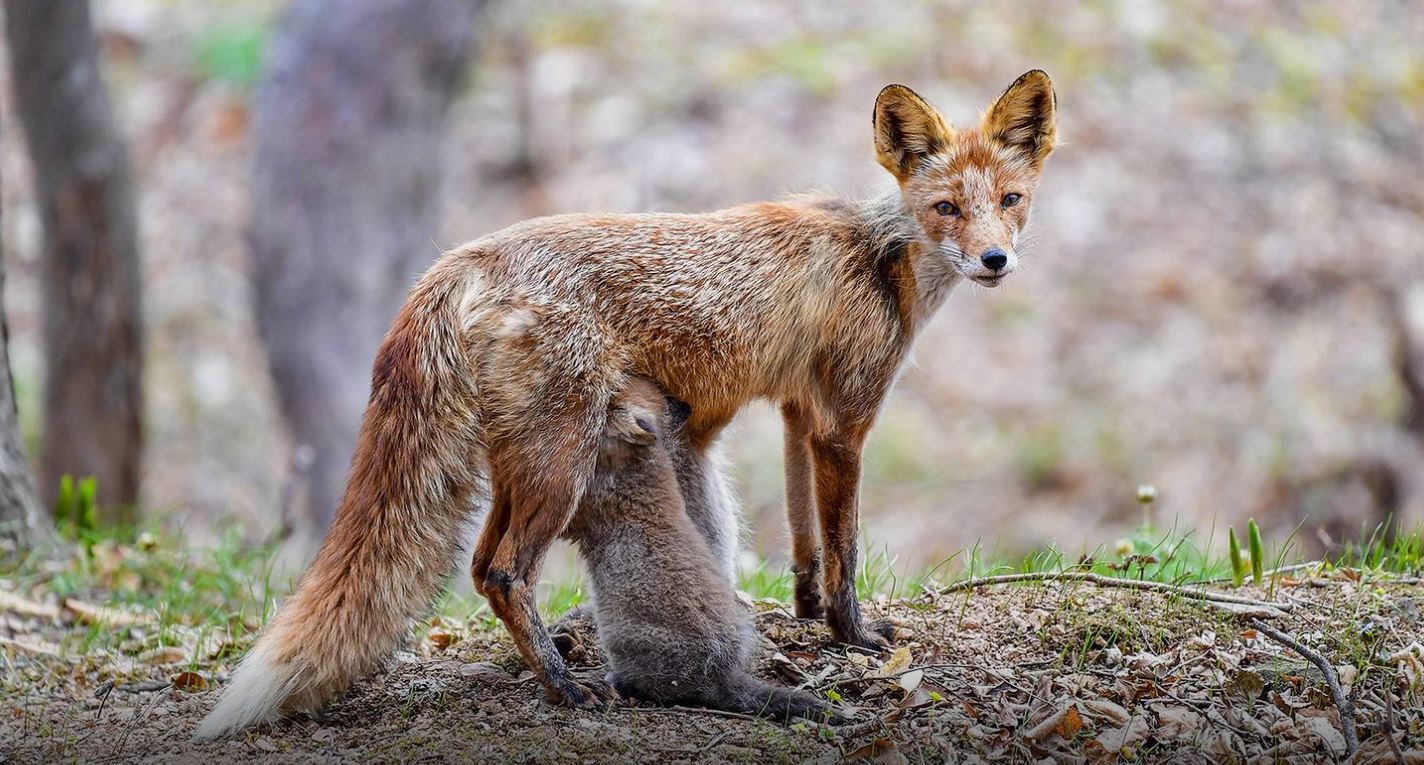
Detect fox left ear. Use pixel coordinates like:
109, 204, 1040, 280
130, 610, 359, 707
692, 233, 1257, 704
873, 84, 954, 182
982, 70, 1056, 168
608, 404, 659, 446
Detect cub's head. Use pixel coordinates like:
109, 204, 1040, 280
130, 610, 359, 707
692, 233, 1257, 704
598, 377, 691, 470
873, 70, 1056, 287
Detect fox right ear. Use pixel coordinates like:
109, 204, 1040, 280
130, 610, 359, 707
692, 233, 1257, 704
873, 84, 954, 182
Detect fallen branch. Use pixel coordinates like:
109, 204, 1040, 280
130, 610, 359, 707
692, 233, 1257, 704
1199, 560, 1324, 586
1250, 619, 1358, 760
1382, 688, 1405, 765
933, 572, 1293, 612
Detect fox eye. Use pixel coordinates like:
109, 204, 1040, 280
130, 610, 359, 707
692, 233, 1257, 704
934, 201, 960, 217
1001, 193, 1022, 208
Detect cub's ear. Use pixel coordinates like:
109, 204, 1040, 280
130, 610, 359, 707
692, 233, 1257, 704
607, 404, 658, 446
873, 84, 954, 181
981, 69, 1056, 168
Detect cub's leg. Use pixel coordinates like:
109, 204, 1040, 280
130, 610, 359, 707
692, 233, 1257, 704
672, 439, 741, 585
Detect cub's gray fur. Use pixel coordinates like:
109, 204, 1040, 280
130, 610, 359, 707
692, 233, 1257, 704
563, 377, 832, 722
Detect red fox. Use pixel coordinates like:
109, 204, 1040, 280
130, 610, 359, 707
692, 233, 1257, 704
197, 70, 1056, 736
565, 375, 834, 721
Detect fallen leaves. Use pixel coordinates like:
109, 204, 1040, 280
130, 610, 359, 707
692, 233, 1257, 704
170, 671, 207, 691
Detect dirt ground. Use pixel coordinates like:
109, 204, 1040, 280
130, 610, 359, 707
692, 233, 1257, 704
3, 574, 1422, 764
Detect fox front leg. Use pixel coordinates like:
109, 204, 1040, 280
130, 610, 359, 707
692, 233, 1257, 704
781, 403, 824, 619
808, 425, 896, 650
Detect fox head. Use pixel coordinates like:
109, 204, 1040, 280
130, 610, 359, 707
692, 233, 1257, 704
873, 70, 1056, 287
598, 377, 692, 470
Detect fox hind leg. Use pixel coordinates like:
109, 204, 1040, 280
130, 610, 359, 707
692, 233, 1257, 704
476, 406, 614, 708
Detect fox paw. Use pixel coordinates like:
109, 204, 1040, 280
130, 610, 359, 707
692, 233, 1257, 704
835, 617, 900, 651
793, 592, 825, 620
548, 674, 617, 710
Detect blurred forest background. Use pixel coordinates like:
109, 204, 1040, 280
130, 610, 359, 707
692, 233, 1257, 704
2, 0, 1423, 576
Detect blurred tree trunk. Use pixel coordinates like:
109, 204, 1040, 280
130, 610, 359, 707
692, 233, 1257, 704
250, 0, 483, 540
5, 0, 145, 525
0, 111, 48, 552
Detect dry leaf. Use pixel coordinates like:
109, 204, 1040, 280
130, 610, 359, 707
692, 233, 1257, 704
63, 599, 154, 627
0, 591, 62, 620
898, 688, 933, 710
1055, 704, 1084, 739
1079, 699, 1130, 726
171, 671, 207, 692
874, 647, 912, 678
1300, 714, 1346, 755
844, 738, 907, 764
142, 646, 187, 666
1151, 704, 1203, 740
0, 635, 64, 657
897, 669, 923, 693
427, 626, 453, 651
1024, 705, 1069, 742
1093, 715, 1150, 754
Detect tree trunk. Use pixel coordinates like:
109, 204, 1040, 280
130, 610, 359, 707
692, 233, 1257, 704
6, 0, 144, 524
250, 0, 483, 539
0, 109, 47, 552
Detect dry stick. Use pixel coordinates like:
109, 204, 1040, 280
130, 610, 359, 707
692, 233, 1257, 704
1383, 689, 1405, 765
1199, 560, 1324, 586
1250, 619, 1358, 760
934, 571, 1294, 611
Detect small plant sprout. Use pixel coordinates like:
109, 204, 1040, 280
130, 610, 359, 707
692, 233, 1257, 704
1228, 527, 1245, 588
1247, 519, 1265, 586
1136, 484, 1157, 530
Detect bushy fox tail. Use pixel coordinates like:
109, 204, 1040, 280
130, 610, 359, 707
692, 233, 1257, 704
722, 673, 840, 725
198, 263, 487, 738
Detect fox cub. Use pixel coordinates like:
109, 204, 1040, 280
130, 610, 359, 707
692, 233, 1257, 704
566, 377, 832, 722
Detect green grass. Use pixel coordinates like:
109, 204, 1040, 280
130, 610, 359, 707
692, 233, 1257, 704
5, 515, 1421, 666
1, 520, 280, 666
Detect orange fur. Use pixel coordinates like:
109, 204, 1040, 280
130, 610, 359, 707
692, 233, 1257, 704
198, 71, 1057, 735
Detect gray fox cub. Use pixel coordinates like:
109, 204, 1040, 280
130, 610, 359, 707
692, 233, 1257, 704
568, 377, 832, 722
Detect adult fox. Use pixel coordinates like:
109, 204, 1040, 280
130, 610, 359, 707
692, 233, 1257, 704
198, 70, 1056, 736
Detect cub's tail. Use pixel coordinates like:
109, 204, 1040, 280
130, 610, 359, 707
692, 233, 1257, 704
197, 262, 488, 738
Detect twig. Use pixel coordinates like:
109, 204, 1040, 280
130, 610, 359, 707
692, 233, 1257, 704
934, 571, 1294, 611
1199, 560, 1324, 586
833, 716, 892, 739
114, 680, 174, 693
1383, 688, 1405, 765
1250, 619, 1358, 760
114, 681, 172, 759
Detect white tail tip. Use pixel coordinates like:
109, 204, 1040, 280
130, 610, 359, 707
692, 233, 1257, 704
195, 640, 302, 739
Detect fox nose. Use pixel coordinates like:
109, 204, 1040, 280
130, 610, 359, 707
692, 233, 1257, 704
981, 249, 1009, 271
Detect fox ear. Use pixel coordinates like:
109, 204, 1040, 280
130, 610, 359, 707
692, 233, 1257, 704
607, 405, 658, 446
982, 70, 1056, 168
873, 84, 954, 181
